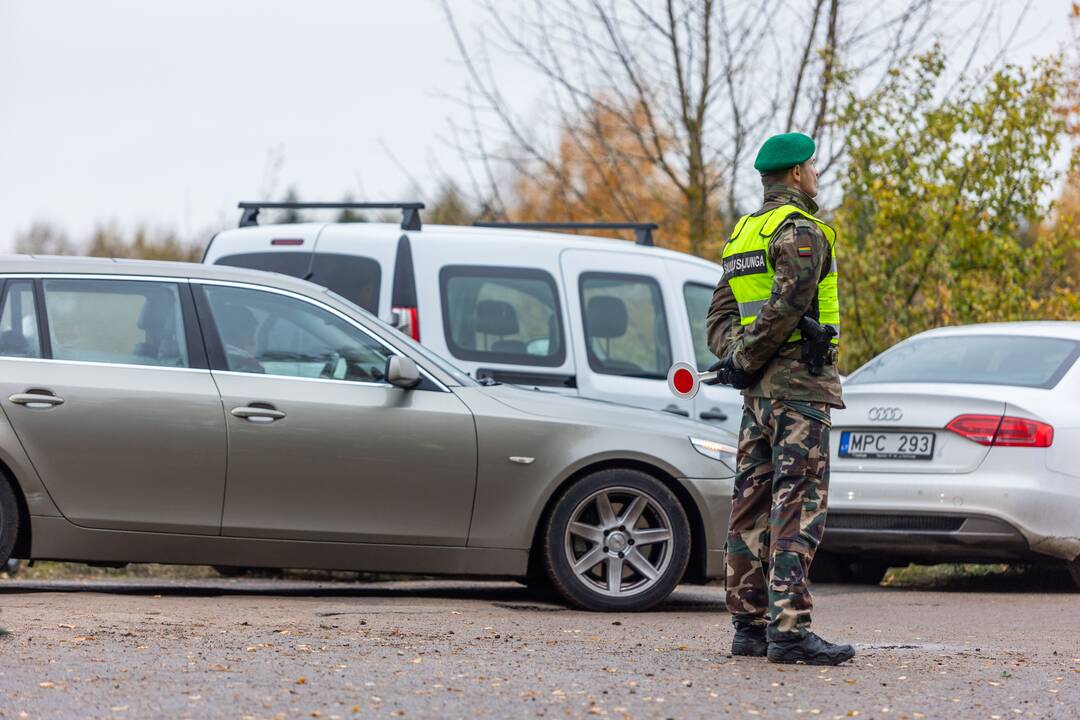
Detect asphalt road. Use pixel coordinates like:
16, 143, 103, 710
0, 578, 1077, 719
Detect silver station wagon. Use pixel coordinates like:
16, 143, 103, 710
0, 256, 735, 611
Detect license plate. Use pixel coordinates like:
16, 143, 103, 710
839, 431, 935, 460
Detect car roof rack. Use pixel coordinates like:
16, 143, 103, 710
472, 221, 659, 247
238, 201, 426, 231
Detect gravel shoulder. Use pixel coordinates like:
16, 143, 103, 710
0, 579, 1077, 719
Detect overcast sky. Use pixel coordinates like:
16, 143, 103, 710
0, 0, 1074, 253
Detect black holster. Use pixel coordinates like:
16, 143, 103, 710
797, 316, 837, 377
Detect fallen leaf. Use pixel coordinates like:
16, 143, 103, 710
38, 681, 55, 689
296, 677, 307, 685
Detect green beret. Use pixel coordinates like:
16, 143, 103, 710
753, 132, 815, 173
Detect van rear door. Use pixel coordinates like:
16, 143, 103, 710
559, 249, 691, 418
666, 259, 742, 434
307, 224, 401, 317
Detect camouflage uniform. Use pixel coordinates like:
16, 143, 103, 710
706, 184, 843, 641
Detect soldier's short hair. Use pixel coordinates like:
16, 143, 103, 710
760, 168, 793, 188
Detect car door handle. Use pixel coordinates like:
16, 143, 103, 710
662, 404, 690, 417
9, 392, 65, 409
231, 405, 286, 423
700, 407, 729, 422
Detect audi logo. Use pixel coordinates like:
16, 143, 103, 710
868, 407, 903, 422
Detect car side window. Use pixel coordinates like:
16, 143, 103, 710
0, 280, 42, 359
683, 283, 716, 371
440, 266, 566, 366
580, 273, 672, 379
42, 279, 189, 368
201, 285, 394, 383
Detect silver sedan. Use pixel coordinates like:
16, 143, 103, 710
0, 256, 735, 611
822, 322, 1080, 588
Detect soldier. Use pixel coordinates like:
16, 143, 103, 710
704, 132, 854, 665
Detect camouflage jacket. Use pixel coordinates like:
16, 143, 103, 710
705, 184, 844, 408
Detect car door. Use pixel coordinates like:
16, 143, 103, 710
559, 249, 689, 417
0, 275, 227, 534
193, 281, 478, 545
667, 260, 743, 434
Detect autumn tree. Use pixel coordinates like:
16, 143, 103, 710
14, 222, 76, 255
14, 221, 202, 262
506, 100, 693, 251
86, 225, 202, 262
443, 0, 1004, 255
835, 48, 1079, 370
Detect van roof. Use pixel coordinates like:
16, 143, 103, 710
208, 221, 724, 272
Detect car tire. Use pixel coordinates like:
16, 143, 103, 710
810, 553, 889, 585
845, 559, 890, 585
542, 469, 690, 612
212, 565, 251, 578
0, 478, 19, 568
1067, 558, 1080, 591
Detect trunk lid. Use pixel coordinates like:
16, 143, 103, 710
832, 385, 1005, 474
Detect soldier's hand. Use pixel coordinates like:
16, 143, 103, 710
703, 357, 732, 385
705, 355, 758, 389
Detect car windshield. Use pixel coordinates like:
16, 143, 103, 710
847, 334, 1080, 389
323, 290, 478, 387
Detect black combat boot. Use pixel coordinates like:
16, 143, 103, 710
767, 632, 856, 665
731, 621, 768, 657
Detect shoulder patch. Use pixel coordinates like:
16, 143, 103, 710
794, 225, 817, 257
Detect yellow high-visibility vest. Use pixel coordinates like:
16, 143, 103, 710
721, 204, 839, 344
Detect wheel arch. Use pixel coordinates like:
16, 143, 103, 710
526, 458, 709, 584
0, 457, 32, 559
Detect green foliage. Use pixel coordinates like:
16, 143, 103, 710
336, 194, 368, 223
275, 187, 306, 224
835, 48, 1079, 371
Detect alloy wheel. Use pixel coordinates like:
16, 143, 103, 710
563, 486, 674, 598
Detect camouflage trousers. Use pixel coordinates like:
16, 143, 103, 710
725, 396, 831, 640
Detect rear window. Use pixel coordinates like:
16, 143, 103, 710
440, 266, 565, 367
847, 334, 1080, 389
215, 252, 381, 313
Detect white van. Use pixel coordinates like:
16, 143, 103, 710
202, 202, 742, 433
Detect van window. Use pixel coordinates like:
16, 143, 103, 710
0, 280, 42, 358
440, 266, 565, 367
216, 252, 381, 313
683, 282, 716, 371
580, 273, 671, 379
42, 279, 189, 368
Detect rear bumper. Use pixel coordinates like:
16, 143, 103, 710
823, 463, 1080, 564
823, 513, 1031, 562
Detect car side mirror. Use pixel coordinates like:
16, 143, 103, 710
385, 356, 421, 389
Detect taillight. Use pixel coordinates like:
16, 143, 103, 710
992, 417, 1054, 447
270, 238, 304, 246
393, 305, 420, 341
946, 414, 1053, 448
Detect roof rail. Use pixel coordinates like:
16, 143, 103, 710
473, 221, 659, 246
238, 201, 426, 231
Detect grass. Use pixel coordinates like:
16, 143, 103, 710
3, 561, 412, 584
882, 562, 1015, 587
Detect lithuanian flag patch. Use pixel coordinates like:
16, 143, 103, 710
797, 245, 813, 257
